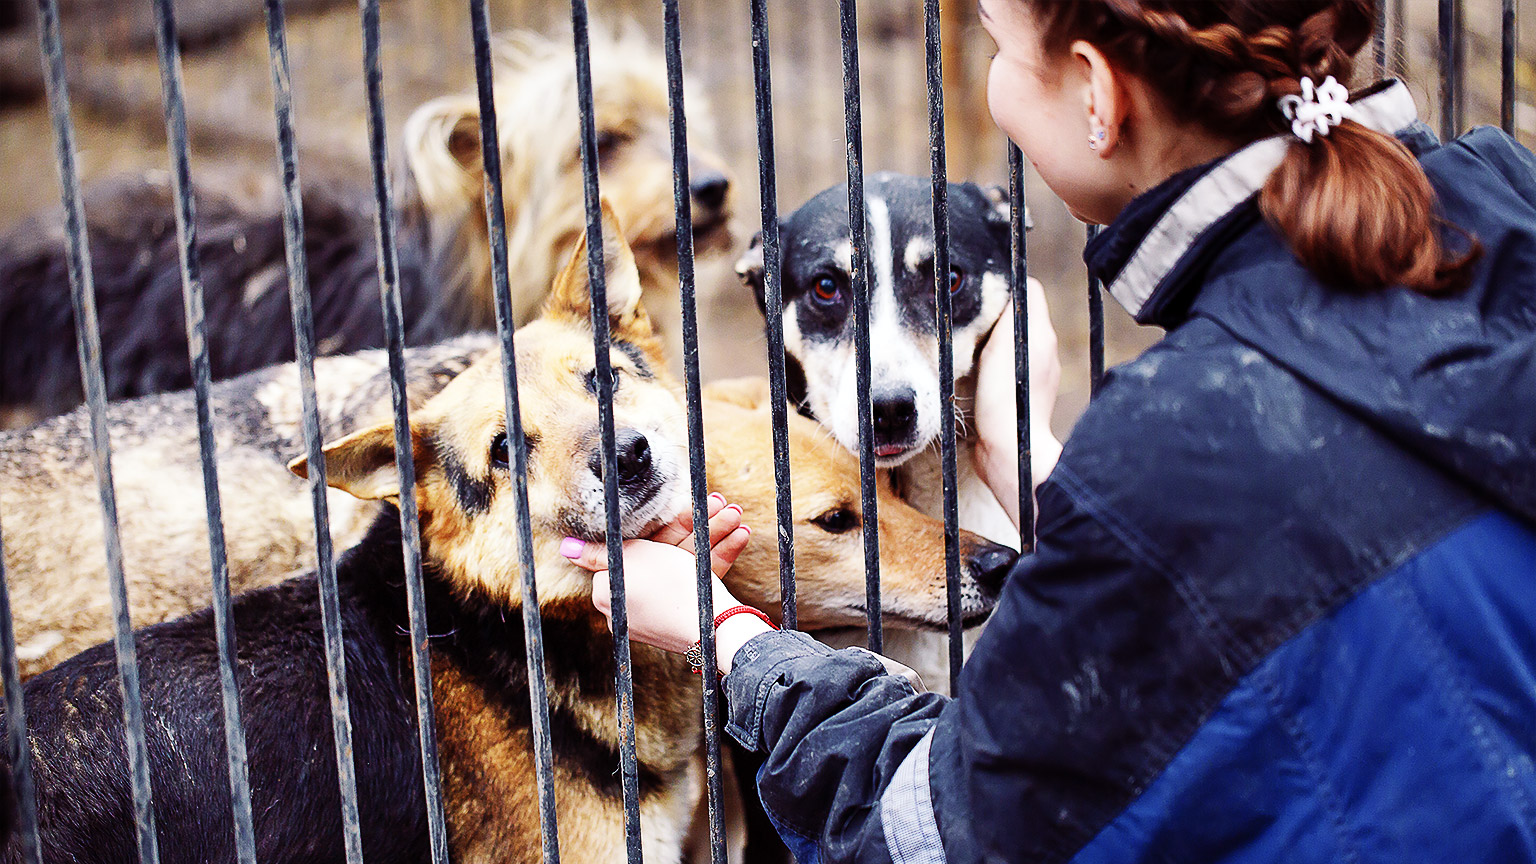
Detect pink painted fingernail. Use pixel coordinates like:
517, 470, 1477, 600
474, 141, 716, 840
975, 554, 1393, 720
709, 492, 725, 505
560, 537, 584, 559
726, 504, 743, 516
740, 524, 751, 536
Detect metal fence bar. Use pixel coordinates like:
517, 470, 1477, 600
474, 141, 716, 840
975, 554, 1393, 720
570, 2, 646, 859
838, 0, 883, 654
466, 6, 562, 863
1087, 225, 1105, 396
1008, 144, 1034, 548
146, 0, 258, 858
354, 0, 454, 855
1373, 2, 1388, 77
748, 0, 798, 631
463, 17, 566, 864
922, 0, 963, 696
34, 1, 162, 859
1503, 0, 1519, 134
660, 3, 727, 860
0, 516, 42, 863
263, 0, 365, 856
1391, 0, 1407, 78
1440, 0, 1463, 140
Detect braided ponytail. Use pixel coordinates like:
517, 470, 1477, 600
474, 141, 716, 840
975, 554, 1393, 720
1022, 0, 1479, 293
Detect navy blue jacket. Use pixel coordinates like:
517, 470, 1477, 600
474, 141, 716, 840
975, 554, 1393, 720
723, 81, 1536, 863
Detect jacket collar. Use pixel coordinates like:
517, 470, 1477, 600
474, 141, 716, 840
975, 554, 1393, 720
1086, 79, 1422, 327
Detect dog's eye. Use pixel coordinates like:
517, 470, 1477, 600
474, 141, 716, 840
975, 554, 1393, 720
595, 128, 631, 158
811, 274, 843, 306
949, 266, 965, 294
585, 366, 622, 395
490, 432, 537, 470
809, 507, 859, 534
490, 432, 509, 469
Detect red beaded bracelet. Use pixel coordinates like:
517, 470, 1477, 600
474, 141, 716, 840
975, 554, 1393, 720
686, 606, 777, 675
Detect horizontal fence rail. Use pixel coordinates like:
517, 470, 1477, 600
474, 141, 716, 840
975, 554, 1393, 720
7, 0, 1520, 859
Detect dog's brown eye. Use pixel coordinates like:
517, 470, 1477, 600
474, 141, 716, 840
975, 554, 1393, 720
812, 275, 842, 305
490, 433, 509, 469
809, 507, 859, 534
949, 266, 965, 294
595, 129, 630, 158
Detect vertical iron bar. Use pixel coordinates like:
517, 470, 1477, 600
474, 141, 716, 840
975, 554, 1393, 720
34, 1, 162, 860
1008, 144, 1033, 549
749, 0, 797, 631
570, 3, 645, 859
147, 0, 258, 859
1503, 0, 1518, 134
467, 5, 561, 863
661, 3, 726, 860
265, 0, 365, 858
1390, 0, 1407, 78
923, 0, 962, 695
354, 0, 453, 856
838, 0, 883, 654
1373, 0, 1387, 77
0, 515, 42, 863
1439, 0, 1463, 140
1087, 224, 1104, 397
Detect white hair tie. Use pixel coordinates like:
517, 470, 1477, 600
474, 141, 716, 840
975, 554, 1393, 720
1278, 76, 1357, 143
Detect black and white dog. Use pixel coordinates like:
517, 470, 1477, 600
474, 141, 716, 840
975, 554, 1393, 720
737, 172, 1033, 694
737, 172, 1028, 551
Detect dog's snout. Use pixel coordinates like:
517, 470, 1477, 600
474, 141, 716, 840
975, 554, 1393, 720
967, 542, 1018, 595
690, 171, 730, 211
871, 389, 918, 446
583, 428, 657, 489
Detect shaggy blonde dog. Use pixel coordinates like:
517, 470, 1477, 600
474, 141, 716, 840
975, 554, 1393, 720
402, 27, 735, 342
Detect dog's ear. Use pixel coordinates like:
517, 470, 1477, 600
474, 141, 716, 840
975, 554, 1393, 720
289, 423, 411, 502
403, 94, 487, 216
702, 377, 773, 412
978, 183, 1033, 232
546, 201, 654, 344
734, 231, 768, 315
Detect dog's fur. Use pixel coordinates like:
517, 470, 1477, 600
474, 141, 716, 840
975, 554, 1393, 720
1, 209, 1008, 862
737, 172, 1031, 692
0, 27, 731, 426
3, 207, 701, 863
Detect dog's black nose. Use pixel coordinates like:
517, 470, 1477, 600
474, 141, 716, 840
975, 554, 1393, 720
690, 172, 730, 211
967, 541, 1018, 595
588, 429, 653, 488
871, 389, 918, 447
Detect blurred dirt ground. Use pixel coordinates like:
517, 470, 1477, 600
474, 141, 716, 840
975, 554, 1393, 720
1, 0, 1533, 435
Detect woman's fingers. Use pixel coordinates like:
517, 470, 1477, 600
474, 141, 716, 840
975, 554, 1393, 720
708, 525, 752, 578
561, 537, 607, 572
649, 492, 728, 546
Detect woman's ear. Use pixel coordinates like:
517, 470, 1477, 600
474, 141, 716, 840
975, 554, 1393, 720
1070, 39, 1127, 159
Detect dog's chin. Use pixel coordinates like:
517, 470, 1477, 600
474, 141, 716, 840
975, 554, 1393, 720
567, 475, 685, 543
832, 603, 995, 633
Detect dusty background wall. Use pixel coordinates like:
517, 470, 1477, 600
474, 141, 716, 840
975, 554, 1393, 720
1, 0, 1533, 434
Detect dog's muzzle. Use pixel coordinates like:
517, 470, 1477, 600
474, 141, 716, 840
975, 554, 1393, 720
961, 538, 1018, 625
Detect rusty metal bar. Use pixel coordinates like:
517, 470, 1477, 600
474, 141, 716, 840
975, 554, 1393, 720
147, 0, 258, 857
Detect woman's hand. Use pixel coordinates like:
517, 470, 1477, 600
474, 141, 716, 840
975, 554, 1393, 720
973, 277, 1063, 531
562, 493, 765, 667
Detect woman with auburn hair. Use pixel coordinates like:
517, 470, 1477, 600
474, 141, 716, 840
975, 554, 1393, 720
567, 1, 1536, 861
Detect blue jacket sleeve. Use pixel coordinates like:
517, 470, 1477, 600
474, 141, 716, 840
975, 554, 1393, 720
721, 468, 1226, 864
723, 629, 948, 862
